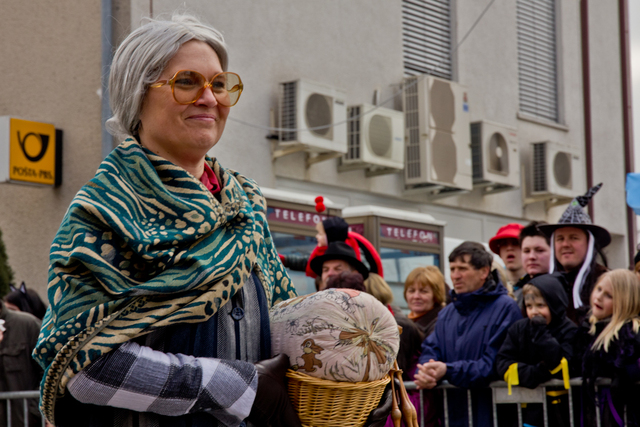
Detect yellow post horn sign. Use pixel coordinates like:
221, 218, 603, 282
0, 116, 62, 186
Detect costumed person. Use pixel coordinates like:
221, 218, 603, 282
580, 269, 640, 427
512, 221, 551, 307
33, 14, 303, 427
277, 212, 384, 290
539, 184, 611, 325
5, 281, 47, 319
489, 223, 525, 287
496, 273, 577, 427
309, 241, 370, 290
415, 242, 522, 427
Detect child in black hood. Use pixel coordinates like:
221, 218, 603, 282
496, 273, 577, 427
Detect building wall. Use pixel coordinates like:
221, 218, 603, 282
587, 0, 629, 267
0, 1, 104, 295
0, 0, 631, 297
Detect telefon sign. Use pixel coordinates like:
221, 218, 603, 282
0, 117, 63, 186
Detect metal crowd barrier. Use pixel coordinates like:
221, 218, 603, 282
0, 390, 44, 427
404, 378, 622, 427
0, 380, 627, 427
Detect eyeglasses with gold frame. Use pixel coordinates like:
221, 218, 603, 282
149, 70, 243, 107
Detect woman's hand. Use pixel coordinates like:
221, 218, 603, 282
248, 354, 301, 427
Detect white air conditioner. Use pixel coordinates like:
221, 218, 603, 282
278, 79, 347, 155
339, 104, 404, 174
529, 141, 582, 200
402, 75, 472, 195
470, 120, 520, 193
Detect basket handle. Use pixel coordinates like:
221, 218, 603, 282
392, 360, 418, 427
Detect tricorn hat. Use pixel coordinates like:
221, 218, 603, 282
309, 241, 370, 280
538, 183, 611, 248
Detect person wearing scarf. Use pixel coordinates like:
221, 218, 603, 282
32, 15, 301, 427
539, 184, 611, 325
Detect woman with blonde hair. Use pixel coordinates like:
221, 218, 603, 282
581, 269, 640, 426
404, 266, 447, 339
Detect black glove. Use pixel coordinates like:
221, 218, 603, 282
248, 354, 302, 427
529, 315, 549, 341
363, 378, 399, 427
530, 314, 547, 326
529, 316, 563, 368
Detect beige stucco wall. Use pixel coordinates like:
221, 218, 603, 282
0, 1, 104, 296
0, 0, 632, 300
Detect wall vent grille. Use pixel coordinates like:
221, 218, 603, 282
281, 82, 297, 141
532, 142, 547, 192
346, 106, 361, 160
404, 77, 421, 179
470, 122, 482, 181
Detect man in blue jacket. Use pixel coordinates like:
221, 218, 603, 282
414, 241, 521, 426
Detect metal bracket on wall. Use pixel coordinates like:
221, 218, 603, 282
305, 151, 343, 167
271, 144, 306, 161
522, 196, 572, 210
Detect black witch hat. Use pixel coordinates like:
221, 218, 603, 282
538, 183, 611, 248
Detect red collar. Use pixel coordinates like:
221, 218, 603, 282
200, 162, 221, 194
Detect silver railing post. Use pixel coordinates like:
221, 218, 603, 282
467, 389, 473, 427
419, 388, 424, 427
516, 399, 523, 426
492, 387, 499, 427
443, 387, 449, 427
568, 384, 575, 427
595, 384, 601, 427
542, 385, 548, 427
23, 397, 29, 427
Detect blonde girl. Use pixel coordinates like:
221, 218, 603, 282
582, 269, 640, 427
589, 269, 640, 351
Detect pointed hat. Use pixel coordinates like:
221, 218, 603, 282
538, 183, 611, 248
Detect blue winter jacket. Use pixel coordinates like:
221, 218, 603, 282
419, 272, 522, 426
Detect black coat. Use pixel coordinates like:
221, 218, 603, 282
496, 317, 577, 388
580, 320, 640, 427
496, 273, 578, 388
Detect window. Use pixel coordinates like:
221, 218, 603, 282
271, 232, 318, 296
517, 0, 559, 122
402, 0, 453, 80
379, 247, 440, 312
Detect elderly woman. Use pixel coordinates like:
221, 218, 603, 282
404, 266, 447, 339
33, 15, 301, 427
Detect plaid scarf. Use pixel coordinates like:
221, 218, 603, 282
34, 138, 296, 423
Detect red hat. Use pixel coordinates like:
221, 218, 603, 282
489, 223, 524, 254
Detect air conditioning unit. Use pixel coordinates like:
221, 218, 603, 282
470, 120, 520, 193
339, 104, 404, 175
403, 75, 472, 196
277, 79, 347, 156
528, 141, 582, 201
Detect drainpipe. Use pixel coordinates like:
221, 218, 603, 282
101, 0, 113, 159
580, 0, 594, 219
619, 0, 637, 265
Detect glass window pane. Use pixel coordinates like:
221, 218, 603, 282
271, 232, 318, 296
380, 247, 440, 312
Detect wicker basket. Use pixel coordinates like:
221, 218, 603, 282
286, 369, 390, 427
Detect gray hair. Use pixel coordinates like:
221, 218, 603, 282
106, 14, 228, 140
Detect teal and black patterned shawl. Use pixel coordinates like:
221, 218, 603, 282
34, 138, 296, 421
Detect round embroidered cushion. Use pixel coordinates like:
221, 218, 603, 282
270, 288, 400, 382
